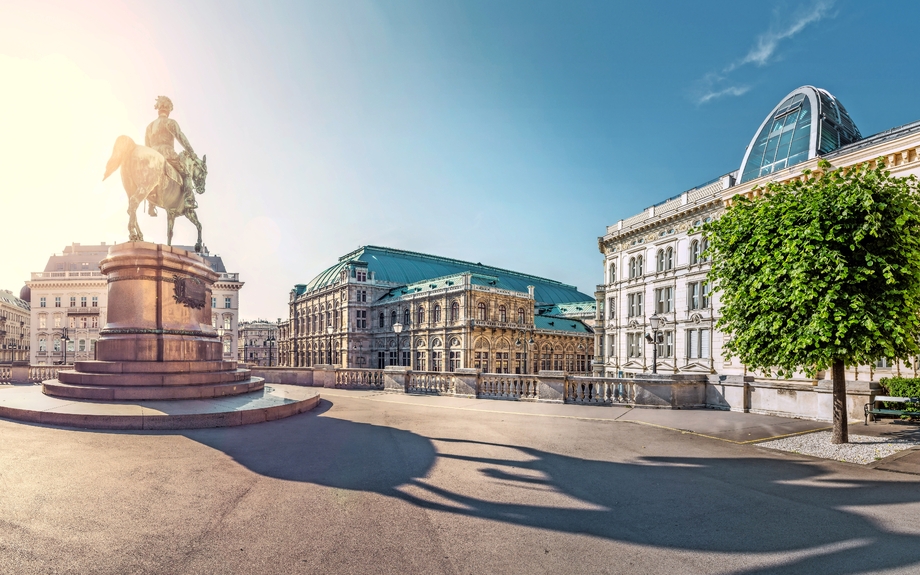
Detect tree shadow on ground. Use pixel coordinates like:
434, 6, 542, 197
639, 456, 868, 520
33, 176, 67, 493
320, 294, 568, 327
186, 400, 920, 575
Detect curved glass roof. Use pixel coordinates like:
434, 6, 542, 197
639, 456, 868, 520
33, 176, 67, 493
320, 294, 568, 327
739, 86, 861, 183
296, 246, 593, 305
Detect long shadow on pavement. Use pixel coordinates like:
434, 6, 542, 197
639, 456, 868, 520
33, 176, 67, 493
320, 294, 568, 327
185, 399, 920, 575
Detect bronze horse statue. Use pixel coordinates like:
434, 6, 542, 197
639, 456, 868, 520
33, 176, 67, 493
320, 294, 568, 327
103, 135, 208, 252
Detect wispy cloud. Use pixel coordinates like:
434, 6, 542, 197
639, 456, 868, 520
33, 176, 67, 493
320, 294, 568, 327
694, 0, 834, 104
697, 85, 751, 104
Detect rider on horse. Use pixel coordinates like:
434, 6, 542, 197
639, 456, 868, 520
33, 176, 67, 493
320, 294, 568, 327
145, 96, 199, 217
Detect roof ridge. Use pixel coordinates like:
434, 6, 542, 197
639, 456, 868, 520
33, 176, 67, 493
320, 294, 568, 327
357, 245, 579, 289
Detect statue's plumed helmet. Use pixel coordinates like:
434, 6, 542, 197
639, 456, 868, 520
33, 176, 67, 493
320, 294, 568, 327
154, 95, 174, 112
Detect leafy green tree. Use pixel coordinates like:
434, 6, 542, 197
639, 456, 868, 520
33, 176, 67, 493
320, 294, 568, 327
704, 159, 920, 443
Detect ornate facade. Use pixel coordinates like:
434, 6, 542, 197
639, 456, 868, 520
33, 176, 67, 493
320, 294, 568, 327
283, 246, 595, 374
0, 289, 30, 363
238, 319, 280, 366
596, 86, 920, 382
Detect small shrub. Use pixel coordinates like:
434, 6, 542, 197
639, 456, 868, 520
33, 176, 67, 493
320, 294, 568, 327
878, 377, 920, 414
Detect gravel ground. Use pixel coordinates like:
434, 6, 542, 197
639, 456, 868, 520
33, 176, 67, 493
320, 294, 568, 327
756, 431, 920, 464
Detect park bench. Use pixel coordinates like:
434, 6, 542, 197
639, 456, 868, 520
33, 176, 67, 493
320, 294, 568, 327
865, 396, 920, 424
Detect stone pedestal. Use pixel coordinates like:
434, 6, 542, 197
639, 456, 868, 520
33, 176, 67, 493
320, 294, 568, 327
43, 242, 263, 401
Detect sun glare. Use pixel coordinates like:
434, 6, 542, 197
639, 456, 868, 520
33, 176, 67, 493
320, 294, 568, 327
0, 54, 142, 284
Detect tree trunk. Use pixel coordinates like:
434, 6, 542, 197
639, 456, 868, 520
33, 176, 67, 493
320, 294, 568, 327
832, 358, 848, 444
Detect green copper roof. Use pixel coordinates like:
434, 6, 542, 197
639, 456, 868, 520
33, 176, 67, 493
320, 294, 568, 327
533, 315, 591, 333
298, 246, 592, 305
536, 302, 597, 317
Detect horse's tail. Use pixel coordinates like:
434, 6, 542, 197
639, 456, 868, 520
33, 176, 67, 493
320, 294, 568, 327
103, 135, 136, 181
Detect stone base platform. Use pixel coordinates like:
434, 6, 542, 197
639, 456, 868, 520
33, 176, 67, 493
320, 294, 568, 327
0, 384, 319, 430
45, 372, 263, 400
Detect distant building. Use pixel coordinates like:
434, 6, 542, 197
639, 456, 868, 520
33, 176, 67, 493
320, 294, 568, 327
26, 242, 243, 364
238, 319, 279, 366
0, 289, 30, 363
282, 246, 595, 374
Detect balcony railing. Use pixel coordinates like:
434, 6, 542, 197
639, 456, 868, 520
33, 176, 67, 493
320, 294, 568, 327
31, 271, 104, 280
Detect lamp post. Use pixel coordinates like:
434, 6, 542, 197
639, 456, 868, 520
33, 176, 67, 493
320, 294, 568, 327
352, 341, 363, 367
61, 326, 70, 366
393, 322, 403, 366
646, 314, 662, 374
515, 333, 535, 374
326, 325, 333, 364
266, 334, 276, 367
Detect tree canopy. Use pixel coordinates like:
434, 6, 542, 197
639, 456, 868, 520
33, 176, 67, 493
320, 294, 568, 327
704, 159, 920, 442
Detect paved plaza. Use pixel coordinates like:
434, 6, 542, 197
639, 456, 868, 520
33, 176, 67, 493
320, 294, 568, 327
2, 387, 920, 574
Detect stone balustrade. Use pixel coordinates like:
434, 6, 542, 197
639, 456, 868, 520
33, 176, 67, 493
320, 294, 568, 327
0, 366, 10, 383
407, 371, 455, 395
233, 366, 885, 422
334, 368, 385, 390
479, 374, 538, 401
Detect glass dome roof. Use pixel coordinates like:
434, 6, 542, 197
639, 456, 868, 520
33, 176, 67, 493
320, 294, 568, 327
739, 86, 861, 183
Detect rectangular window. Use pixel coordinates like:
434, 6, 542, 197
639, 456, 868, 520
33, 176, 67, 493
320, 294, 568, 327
356, 270, 367, 282
80, 317, 87, 328
223, 316, 231, 330
657, 330, 674, 358
54, 338, 61, 352
91, 316, 98, 328
69, 317, 75, 329
702, 283, 710, 308
474, 351, 490, 373
687, 329, 711, 359
689, 282, 700, 310
431, 351, 443, 372
356, 310, 367, 328
224, 297, 231, 309
78, 339, 86, 352
415, 351, 426, 371
54, 316, 61, 328
40, 297, 46, 308
223, 340, 231, 354
92, 296, 98, 307
80, 296, 87, 307
608, 297, 616, 320
627, 293, 644, 317
70, 296, 76, 307
55, 297, 61, 308
211, 297, 216, 308
627, 333, 643, 358
495, 351, 509, 374
655, 287, 673, 314
39, 338, 46, 352
39, 315, 46, 329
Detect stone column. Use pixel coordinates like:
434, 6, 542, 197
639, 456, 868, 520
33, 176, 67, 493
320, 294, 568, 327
384, 365, 409, 392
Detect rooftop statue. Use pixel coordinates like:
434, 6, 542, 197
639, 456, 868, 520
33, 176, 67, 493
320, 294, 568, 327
103, 96, 208, 252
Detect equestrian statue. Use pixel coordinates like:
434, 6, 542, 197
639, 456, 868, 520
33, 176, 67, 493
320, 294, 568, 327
103, 96, 208, 252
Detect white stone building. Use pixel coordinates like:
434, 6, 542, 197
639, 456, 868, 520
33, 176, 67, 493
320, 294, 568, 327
238, 319, 280, 366
0, 289, 30, 363
597, 86, 920, 383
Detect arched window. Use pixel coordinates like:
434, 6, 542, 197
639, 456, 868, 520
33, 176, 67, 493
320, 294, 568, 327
608, 263, 616, 284
404, 308, 410, 325
656, 249, 665, 272
665, 247, 673, 270
391, 310, 397, 326
450, 301, 459, 322
701, 238, 709, 262
629, 257, 636, 278
477, 302, 487, 321
499, 305, 507, 322
637, 255, 643, 276
378, 312, 385, 328
417, 306, 425, 325
518, 307, 525, 324
433, 304, 441, 323
690, 240, 700, 264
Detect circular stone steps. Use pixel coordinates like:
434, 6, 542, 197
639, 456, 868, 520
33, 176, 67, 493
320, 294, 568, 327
0, 383, 320, 430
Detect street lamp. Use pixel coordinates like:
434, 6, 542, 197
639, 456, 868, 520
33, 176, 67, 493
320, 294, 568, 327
326, 325, 334, 364
266, 334, 276, 367
392, 322, 403, 366
352, 341, 363, 367
515, 334, 535, 374
646, 314, 663, 374
61, 326, 70, 366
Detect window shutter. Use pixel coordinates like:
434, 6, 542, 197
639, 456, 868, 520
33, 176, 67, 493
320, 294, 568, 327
701, 329, 710, 358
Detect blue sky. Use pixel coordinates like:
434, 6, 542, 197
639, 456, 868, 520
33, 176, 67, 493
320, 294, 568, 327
3, 0, 920, 321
